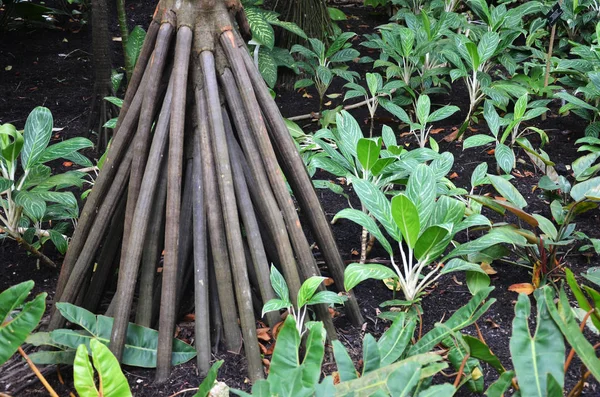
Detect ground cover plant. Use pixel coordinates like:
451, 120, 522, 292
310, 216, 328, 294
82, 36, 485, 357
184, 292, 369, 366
2, 0, 600, 396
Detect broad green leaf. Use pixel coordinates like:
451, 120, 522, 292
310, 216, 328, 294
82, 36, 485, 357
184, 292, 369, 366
194, 361, 224, 397
391, 194, 420, 249
0, 122, 24, 164
245, 8, 275, 49
570, 177, 600, 201
583, 267, 600, 287
471, 162, 489, 188
333, 340, 357, 381
477, 32, 500, 64
327, 7, 347, 21
487, 174, 527, 209
22, 107, 53, 170
297, 276, 326, 309
333, 209, 392, 255
380, 99, 412, 125
416, 95, 431, 126
565, 268, 600, 332
29, 350, 77, 365
352, 179, 401, 241
268, 316, 301, 395
357, 138, 380, 172
406, 164, 436, 226
302, 321, 326, 389
14, 190, 46, 221
344, 263, 397, 292
382, 125, 397, 148
262, 299, 291, 316
513, 93, 528, 120
410, 288, 495, 355
484, 370, 514, 397
362, 334, 381, 375
336, 111, 362, 164
0, 281, 46, 366
414, 225, 450, 262
495, 143, 514, 174
125, 26, 146, 69
532, 214, 558, 241
258, 49, 277, 88
269, 265, 289, 302
543, 287, 600, 382
91, 339, 132, 396
386, 361, 421, 396
74, 344, 98, 397
441, 258, 486, 275
378, 313, 416, 367
463, 335, 505, 374
428, 105, 460, 123
510, 290, 565, 397
366, 73, 382, 97
466, 271, 490, 295
417, 384, 455, 397
307, 291, 346, 306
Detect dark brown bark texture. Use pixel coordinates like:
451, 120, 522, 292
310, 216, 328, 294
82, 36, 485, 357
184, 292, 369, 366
49, 0, 363, 383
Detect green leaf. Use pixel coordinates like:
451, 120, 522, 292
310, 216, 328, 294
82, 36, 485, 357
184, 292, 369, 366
510, 290, 565, 397
362, 334, 381, 375
466, 271, 491, 295
22, 107, 53, 170
74, 344, 98, 397
14, 190, 46, 221
357, 138, 380, 172
484, 370, 514, 397
333, 209, 392, 255
92, 339, 132, 396
333, 340, 357, 381
583, 267, 600, 287
386, 361, 421, 396
0, 281, 46, 366
543, 287, 600, 382
416, 95, 431, 125
495, 143, 514, 174
0, 122, 24, 165
302, 321, 326, 389
414, 225, 450, 262
53, 304, 196, 368
417, 384, 456, 397
268, 316, 302, 396
428, 105, 460, 123
378, 313, 416, 367
38, 137, 93, 163
269, 265, 289, 303
194, 361, 224, 397
366, 73, 382, 97
463, 335, 505, 374
352, 178, 401, 241
29, 350, 77, 365
125, 26, 146, 69
262, 299, 291, 317
571, 177, 600, 201
477, 31, 500, 64
307, 291, 346, 306
245, 8, 275, 49
297, 276, 326, 309
327, 7, 347, 21
441, 258, 486, 275
532, 214, 558, 241
487, 174, 527, 209
513, 93, 528, 120
391, 194, 420, 249
410, 288, 495, 355
258, 48, 277, 88
336, 111, 363, 164
406, 164, 436, 226
344, 263, 397, 292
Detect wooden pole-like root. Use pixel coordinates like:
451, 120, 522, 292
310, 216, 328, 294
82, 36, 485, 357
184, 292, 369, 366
156, 24, 193, 383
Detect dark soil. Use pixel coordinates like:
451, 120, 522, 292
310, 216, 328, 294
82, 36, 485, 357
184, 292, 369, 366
1, 2, 599, 396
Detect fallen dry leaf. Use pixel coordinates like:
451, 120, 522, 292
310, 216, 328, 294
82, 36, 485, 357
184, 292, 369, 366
272, 321, 284, 339
182, 313, 195, 321
324, 277, 335, 286
430, 127, 445, 135
452, 275, 463, 285
485, 318, 500, 329
333, 372, 341, 385
63, 161, 73, 167
256, 327, 271, 342
351, 249, 359, 256
494, 196, 507, 201
302, 92, 313, 98
262, 358, 271, 373
443, 128, 459, 142
324, 101, 332, 106
486, 148, 495, 155
481, 262, 497, 275
524, 171, 534, 177
512, 170, 525, 178
449, 172, 459, 179
508, 283, 535, 295
399, 131, 412, 138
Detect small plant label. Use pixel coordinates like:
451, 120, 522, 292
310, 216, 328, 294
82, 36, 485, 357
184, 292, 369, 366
545, 3, 563, 27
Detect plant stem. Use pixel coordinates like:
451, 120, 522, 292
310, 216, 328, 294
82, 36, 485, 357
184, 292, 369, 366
116, 0, 133, 80
17, 347, 59, 397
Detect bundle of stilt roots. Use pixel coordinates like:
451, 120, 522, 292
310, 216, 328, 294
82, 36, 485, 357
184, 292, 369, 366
48, 0, 363, 382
